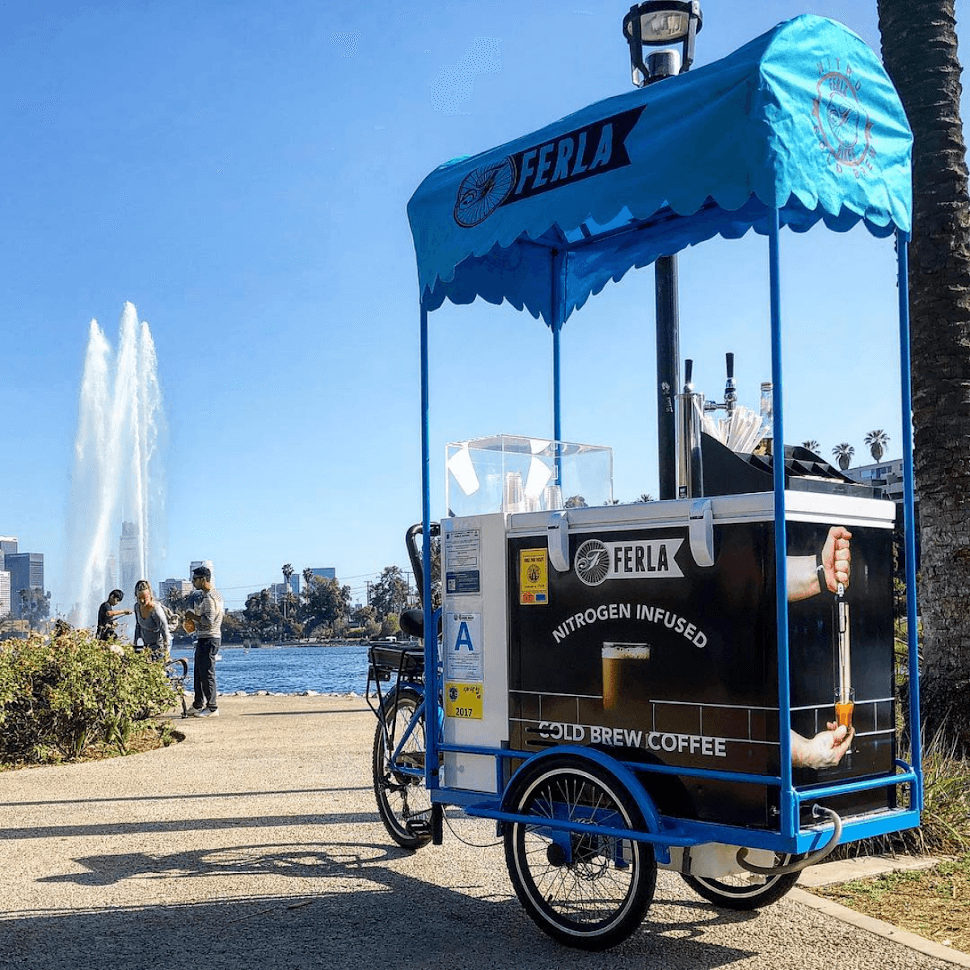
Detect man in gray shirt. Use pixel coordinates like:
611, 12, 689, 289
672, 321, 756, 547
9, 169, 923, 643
184, 564, 225, 717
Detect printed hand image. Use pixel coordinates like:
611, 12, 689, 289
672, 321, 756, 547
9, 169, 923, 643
790, 722, 853, 769
789, 525, 855, 769
787, 525, 851, 601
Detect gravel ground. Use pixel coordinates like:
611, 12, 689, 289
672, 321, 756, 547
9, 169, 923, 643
0, 694, 959, 969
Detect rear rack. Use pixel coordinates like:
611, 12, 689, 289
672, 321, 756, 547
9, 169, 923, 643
368, 644, 425, 682
366, 642, 426, 721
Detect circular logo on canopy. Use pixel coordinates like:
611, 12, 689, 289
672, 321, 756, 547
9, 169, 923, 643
453, 157, 516, 227
812, 61, 875, 176
575, 539, 610, 587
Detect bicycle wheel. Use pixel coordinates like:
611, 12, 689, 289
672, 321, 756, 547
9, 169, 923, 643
504, 757, 656, 950
681, 853, 802, 910
372, 688, 433, 850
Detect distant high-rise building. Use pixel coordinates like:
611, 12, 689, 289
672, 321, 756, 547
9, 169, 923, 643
310, 567, 336, 581
0, 570, 10, 617
0, 536, 18, 563
5, 553, 44, 618
190, 560, 215, 584
119, 521, 141, 598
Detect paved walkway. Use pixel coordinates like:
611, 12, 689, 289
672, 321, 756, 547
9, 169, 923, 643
0, 694, 964, 969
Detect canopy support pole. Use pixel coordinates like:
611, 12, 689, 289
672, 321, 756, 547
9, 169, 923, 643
419, 301, 439, 794
656, 255, 681, 500
768, 209, 794, 837
897, 230, 923, 809
552, 249, 564, 445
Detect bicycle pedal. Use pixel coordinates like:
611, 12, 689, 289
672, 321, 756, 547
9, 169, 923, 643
406, 819, 432, 837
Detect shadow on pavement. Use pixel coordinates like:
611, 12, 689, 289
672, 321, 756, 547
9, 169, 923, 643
4, 840, 756, 970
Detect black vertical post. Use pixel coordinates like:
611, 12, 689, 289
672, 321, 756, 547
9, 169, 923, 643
656, 254, 680, 500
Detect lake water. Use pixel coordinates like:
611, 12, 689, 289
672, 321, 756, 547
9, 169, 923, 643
171, 643, 371, 695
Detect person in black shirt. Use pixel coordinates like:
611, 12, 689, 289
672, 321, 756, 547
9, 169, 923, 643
97, 589, 131, 641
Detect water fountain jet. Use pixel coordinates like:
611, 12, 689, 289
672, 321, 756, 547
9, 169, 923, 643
65, 303, 166, 631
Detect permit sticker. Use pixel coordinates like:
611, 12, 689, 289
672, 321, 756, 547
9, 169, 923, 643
519, 548, 549, 605
445, 681, 483, 719
444, 611, 484, 680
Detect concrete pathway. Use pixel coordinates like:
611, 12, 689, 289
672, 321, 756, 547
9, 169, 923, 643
0, 694, 964, 969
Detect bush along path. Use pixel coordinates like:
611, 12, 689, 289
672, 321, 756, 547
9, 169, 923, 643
0, 629, 181, 767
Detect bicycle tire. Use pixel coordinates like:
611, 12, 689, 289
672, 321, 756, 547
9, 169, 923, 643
681, 853, 802, 910
372, 688, 433, 850
504, 756, 656, 950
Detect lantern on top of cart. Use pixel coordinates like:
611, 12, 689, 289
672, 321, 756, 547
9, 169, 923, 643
622, 1, 703, 86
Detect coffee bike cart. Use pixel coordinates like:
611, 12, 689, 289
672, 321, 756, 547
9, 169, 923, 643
367, 14, 922, 950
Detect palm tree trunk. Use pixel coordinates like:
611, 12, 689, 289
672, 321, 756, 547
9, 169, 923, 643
879, 0, 970, 752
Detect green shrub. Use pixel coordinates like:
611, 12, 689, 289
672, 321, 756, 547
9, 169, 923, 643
832, 726, 970, 859
0, 629, 178, 765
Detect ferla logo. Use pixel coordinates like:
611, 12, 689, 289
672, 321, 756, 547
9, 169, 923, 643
573, 538, 684, 587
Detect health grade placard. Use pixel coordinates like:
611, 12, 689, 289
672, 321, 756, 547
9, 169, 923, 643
519, 549, 549, 605
445, 681, 483, 719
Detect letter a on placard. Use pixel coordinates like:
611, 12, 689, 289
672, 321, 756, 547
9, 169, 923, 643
455, 621, 474, 651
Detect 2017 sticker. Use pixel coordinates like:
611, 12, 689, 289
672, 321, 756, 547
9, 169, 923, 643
445, 681, 483, 719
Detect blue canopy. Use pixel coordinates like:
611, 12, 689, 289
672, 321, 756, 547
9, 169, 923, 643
407, 15, 912, 326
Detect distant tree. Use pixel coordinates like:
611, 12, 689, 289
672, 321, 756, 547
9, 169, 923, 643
220, 610, 247, 643
281, 563, 294, 628
300, 576, 351, 633
832, 443, 855, 471
380, 613, 401, 638
801, 440, 821, 454
368, 566, 410, 618
637, 493, 654, 503
302, 567, 314, 590
351, 604, 377, 627
19, 588, 50, 630
864, 430, 890, 462
564, 495, 588, 508
244, 589, 283, 641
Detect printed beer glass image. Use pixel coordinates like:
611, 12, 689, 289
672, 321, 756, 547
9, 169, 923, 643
834, 686, 855, 730
601, 643, 652, 711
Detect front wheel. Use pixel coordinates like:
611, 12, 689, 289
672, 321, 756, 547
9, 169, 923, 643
504, 757, 656, 950
681, 853, 802, 910
372, 689, 432, 849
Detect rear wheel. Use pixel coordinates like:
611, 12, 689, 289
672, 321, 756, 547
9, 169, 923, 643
504, 757, 656, 950
372, 689, 432, 849
681, 853, 801, 909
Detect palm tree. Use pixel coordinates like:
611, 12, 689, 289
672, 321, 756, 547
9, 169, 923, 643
864, 430, 890, 463
831, 443, 854, 471
879, 0, 970, 751
281, 563, 293, 631
637, 493, 654, 503
801, 440, 820, 454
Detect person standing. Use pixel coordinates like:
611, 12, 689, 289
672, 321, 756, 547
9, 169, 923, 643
132, 579, 172, 661
183, 565, 224, 717
97, 589, 132, 641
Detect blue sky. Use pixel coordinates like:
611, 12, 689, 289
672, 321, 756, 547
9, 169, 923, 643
2, 0, 965, 615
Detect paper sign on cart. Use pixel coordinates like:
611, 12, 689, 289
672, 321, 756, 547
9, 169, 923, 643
444, 611, 484, 680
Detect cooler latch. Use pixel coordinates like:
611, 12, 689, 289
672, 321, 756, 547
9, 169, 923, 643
689, 499, 715, 567
547, 510, 570, 572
